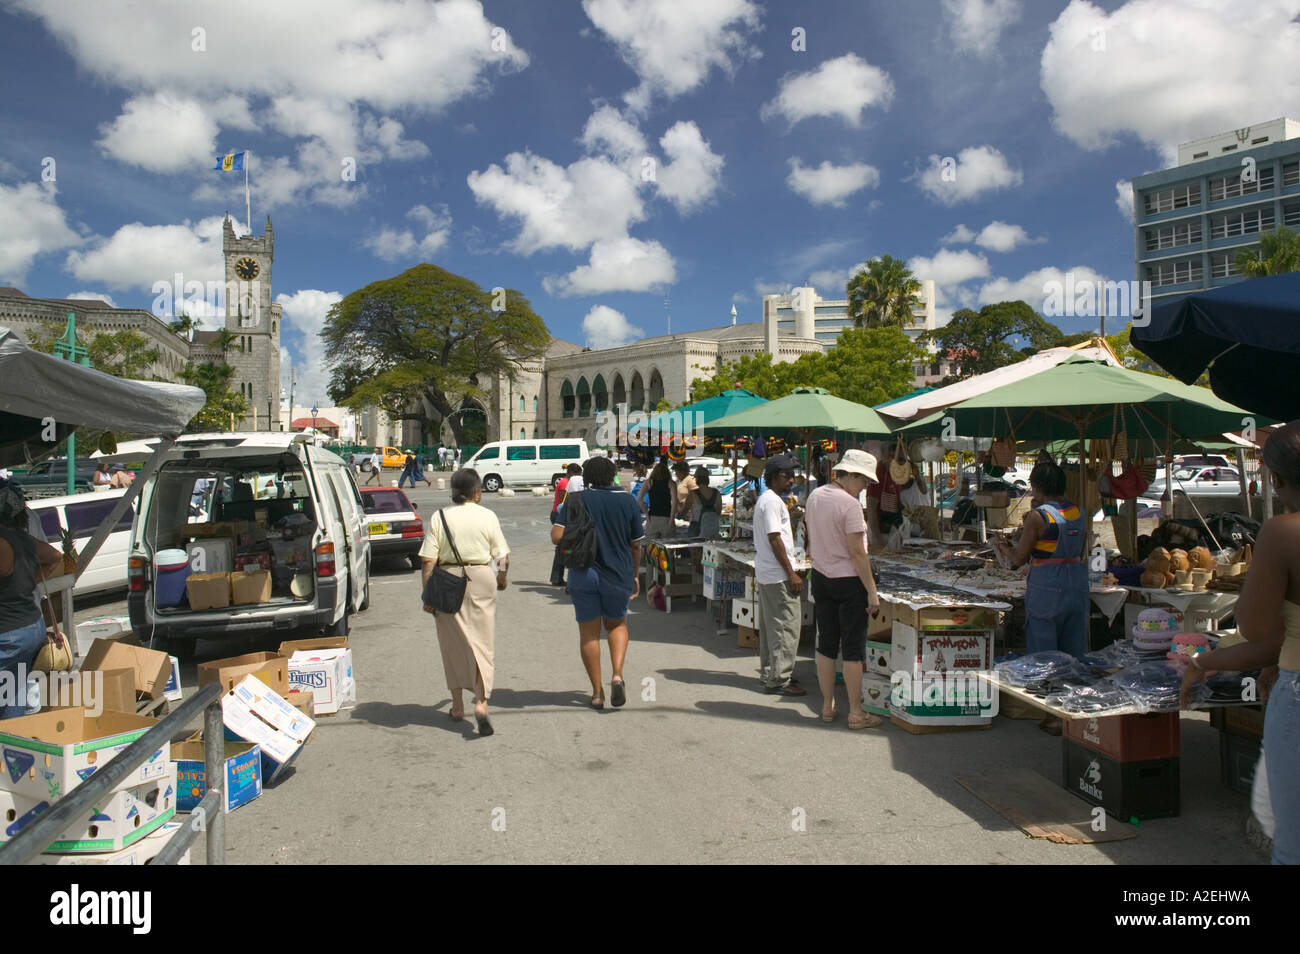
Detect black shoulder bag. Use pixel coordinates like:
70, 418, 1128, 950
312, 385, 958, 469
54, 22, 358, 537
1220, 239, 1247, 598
558, 492, 599, 570
421, 509, 468, 613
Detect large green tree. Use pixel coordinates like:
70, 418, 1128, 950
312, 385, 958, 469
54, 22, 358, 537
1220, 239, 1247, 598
25, 320, 161, 379
323, 264, 549, 443
846, 255, 923, 329
689, 327, 922, 407
924, 300, 1065, 380
1235, 225, 1300, 277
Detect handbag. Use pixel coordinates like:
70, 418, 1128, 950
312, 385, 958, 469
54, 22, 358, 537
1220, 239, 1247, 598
888, 436, 911, 486
32, 595, 72, 673
421, 510, 468, 614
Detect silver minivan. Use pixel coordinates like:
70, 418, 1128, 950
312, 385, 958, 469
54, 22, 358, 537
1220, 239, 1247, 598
126, 433, 371, 656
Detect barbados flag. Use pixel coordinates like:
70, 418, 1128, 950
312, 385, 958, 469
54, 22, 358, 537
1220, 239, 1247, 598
214, 150, 245, 172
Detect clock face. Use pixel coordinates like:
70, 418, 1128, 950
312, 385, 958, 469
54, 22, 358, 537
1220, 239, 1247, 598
235, 257, 260, 280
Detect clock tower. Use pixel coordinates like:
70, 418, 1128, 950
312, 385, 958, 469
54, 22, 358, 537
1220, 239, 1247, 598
222, 215, 282, 431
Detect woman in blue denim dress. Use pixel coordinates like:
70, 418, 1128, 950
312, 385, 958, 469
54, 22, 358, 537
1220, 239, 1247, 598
0, 480, 67, 719
1181, 421, 1300, 864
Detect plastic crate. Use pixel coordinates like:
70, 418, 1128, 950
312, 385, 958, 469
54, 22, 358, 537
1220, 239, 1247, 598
1064, 712, 1181, 762
1062, 739, 1180, 821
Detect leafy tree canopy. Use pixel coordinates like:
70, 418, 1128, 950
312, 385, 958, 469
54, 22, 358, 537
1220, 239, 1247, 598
323, 264, 549, 443
924, 300, 1065, 380
180, 361, 249, 432
1235, 225, 1300, 278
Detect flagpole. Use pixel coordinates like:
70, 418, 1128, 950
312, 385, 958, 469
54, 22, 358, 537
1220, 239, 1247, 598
245, 151, 251, 234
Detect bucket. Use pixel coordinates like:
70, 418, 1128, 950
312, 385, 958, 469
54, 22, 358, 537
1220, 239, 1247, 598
156, 548, 192, 607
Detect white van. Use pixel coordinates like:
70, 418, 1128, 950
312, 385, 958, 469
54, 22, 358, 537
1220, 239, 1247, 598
126, 433, 371, 657
29, 489, 134, 596
465, 438, 590, 492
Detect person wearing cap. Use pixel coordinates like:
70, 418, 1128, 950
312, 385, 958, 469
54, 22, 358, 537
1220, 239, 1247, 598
109, 463, 134, 488
992, 458, 1087, 735
753, 454, 806, 696
805, 450, 883, 729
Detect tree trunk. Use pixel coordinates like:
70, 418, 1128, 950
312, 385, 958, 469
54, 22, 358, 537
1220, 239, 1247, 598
424, 388, 464, 444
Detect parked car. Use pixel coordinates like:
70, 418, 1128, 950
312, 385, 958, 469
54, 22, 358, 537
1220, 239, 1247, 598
360, 487, 424, 568
29, 488, 135, 596
12, 458, 98, 497
464, 438, 589, 492
126, 432, 371, 657
685, 457, 737, 482
1145, 465, 1243, 499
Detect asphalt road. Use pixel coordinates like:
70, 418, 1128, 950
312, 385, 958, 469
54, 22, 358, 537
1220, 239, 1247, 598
74, 483, 1263, 865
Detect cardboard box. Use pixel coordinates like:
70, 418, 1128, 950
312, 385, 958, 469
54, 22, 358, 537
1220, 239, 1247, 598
862, 672, 893, 715
279, 638, 355, 715
286, 691, 314, 721
186, 538, 233, 574
865, 640, 892, 676
730, 595, 813, 628
56, 668, 136, 716
4, 772, 176, 853
230, 569, 272, 605
73, 616, 131, 658
197, 651, 289, 698
38, 820, 187, 865
80, 638, 172, 701
163, 656, 183, 703
974, 490, 1010, 508
186, 572, 231, 610
887, 602, 1003, 635
701, 562, 746, 601
867, 602, 892, 638
172, 738, 262, 813
220, 676, 314, 784
737, 625, 758, 650
889, 623, 996, 721
0, 709, 169, 800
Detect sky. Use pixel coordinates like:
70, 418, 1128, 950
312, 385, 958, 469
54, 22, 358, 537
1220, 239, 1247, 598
1, 0, 1298, 408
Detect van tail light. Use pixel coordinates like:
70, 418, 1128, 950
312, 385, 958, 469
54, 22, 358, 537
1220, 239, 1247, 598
400, 519, 424, 539
315, 542, 336, 577
128, 557, 149, 592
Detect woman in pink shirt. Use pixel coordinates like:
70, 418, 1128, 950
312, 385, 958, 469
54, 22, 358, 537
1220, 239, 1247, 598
804, 449, 883, 730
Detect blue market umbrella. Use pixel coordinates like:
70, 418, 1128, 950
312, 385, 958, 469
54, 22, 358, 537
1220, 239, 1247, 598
1131, 272, 1300, 420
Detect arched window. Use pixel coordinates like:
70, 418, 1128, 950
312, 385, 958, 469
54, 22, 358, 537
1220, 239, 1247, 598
560, 380, 575, 419
629, 371, 645, 411
520, 427, 526, 440
533, 396, 538, 411
533, 427, 539, 438
592, 374, 609, 413
648, 368, 664, 408
519, 396, 525, 412
612, 373, 626, 408
576, 377, 592, 417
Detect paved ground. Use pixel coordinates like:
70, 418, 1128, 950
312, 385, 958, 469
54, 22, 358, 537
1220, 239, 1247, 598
76, 483, 1264, 864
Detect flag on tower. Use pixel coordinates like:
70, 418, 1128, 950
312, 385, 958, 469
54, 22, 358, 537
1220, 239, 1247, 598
214, 151, 245, 172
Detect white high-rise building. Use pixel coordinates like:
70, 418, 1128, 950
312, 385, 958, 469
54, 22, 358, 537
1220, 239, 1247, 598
761, 281, 937, 353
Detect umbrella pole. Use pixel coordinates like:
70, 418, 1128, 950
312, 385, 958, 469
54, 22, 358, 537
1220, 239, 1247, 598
1237, 447, 1252, 519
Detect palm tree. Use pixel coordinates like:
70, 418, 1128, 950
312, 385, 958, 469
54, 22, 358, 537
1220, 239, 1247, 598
170, 313, 197, 342
213, 328, 243, 356
846, 255, 923, 329
1234, 225, 1300, 278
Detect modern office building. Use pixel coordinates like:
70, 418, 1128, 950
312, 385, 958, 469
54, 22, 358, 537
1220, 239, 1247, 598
761, 281, 938, 350
1132, 117, 1300, 304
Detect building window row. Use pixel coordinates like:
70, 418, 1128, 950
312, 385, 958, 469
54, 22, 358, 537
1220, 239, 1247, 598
1144, 220, 1202, 251
1144, 183, 1200, 215
1210, 207, 1275, 240
1209, 167, 1274, 202
1210, 252, 1240, 279
1144, 258, 1204, 287
1285, 202, 1300, 228
1285, 162, 1300, 188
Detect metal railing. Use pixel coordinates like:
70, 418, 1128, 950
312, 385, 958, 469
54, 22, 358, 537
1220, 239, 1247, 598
0, 681, 226, 866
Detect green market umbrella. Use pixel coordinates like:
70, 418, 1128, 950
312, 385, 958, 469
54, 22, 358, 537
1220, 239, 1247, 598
704, 387, 896, 441
637, 388, 767, 439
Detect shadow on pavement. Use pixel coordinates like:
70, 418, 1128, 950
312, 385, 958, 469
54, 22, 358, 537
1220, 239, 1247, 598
350, 700, 475, 738
657, 667, 763, 693
489, 688, 594, 710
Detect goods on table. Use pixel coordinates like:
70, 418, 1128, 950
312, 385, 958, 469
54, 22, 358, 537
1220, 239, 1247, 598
1167, 632, 1213, 674
1131, 609, 1180, 652
994, 651, 1080, 687
1110, 661, 1208, 712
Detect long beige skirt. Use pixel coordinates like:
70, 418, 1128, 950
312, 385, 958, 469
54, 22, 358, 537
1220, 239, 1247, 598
433, 564, 497, 699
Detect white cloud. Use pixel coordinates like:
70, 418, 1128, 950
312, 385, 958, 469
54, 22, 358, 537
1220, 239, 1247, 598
942, 224, 976, 244
908, 249, 991, 289
468, 150, 645, 255
761, 54, 894, 128
977, 265, 1109, 311
96, 92, 220, 173
1041, 0, 1300, 164
64, 215, 229, 294
785, 158, 881, 207
914, 145, 1023, 205
363, 205, 452, 262
15, 0, 521, 204
731, 291, 749, 303
655, 121, 724, 214
66, 291, 116, 306
544, 237, 676, 297
0, 183, 84, 285
943, 0, 1022, 57
277, 289, 343, 410
582, 0, 762, 112
808, 269, 852, 292
1115, 179, 1134, 222
581, 304, 645, 349
581, 105, 648, 160
754, 280, 791, 298
975, 220, 1037, 252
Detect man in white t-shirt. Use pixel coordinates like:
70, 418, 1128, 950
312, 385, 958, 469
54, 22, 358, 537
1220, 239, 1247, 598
752, 454, 806, 695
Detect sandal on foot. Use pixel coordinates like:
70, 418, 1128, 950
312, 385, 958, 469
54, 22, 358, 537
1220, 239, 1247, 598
474, 705, 494, 736
821, 705, 838, 723
611, 678, 627, 708
449, 709, 464, 722
591, 694, 605, 709
848, 713, 883, 730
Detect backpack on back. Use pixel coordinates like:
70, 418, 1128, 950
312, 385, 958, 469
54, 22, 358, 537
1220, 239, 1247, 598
559, 491, 599, 569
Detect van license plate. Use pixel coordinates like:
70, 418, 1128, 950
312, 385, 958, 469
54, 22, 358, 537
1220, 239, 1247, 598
369, 523, 388, 535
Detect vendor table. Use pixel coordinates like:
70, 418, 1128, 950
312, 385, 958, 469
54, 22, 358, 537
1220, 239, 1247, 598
981, 673, 1250, 721
641, 539, 706, 613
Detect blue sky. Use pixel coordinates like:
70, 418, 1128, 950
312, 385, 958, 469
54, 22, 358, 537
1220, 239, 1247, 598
1, 0, 1297, 407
